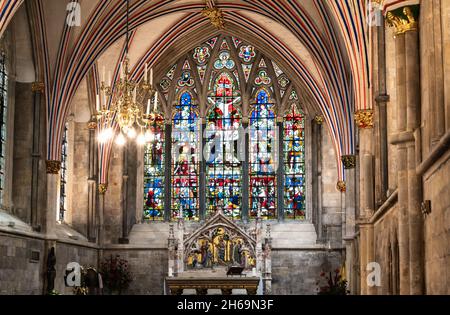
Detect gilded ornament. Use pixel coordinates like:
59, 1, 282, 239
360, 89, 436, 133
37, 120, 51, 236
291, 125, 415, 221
336, 181, 346, 193
202, 0, 225, 29
355, 110, 374, 129
341, 155, 357, 169
98, 184, 108, 195
46, 160, 61, 174
386, 6, 419, 35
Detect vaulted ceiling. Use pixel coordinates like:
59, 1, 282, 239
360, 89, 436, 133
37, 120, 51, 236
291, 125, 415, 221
0, 0, 414, 182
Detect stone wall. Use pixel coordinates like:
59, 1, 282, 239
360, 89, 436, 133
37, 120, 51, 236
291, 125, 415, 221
271, 250, 343, 295
423, 157, 450, 294
101, 248, 168, 295
0, 233, 45, 295
0, 232, 98, 295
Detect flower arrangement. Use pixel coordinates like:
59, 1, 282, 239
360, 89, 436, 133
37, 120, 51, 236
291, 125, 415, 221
99, 255, 133, 295
316, 268, 349, 295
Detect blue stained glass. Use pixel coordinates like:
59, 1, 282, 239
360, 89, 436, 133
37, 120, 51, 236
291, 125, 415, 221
206, 73, 242, 220
144, 114, 165, 220
283, 104, 306, 220
249, 90, 277, 219
172, 92, 199, 220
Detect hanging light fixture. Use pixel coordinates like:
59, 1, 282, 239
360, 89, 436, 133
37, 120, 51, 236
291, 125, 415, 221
96, 0, 157, 146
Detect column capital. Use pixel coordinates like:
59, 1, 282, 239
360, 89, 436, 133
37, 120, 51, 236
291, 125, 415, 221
46, 160, 61, 174
386, 5, 420, 35
355, 110, 374, 129
98, 183, 108, 195
341, 155, 357, 169
314, 115, 324, 125
336, 180, 346, 193
32, 82, 45, 93
88, 117, 98, 130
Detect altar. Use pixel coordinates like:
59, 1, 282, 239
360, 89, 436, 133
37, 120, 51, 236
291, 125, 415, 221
165, 210, 272, 295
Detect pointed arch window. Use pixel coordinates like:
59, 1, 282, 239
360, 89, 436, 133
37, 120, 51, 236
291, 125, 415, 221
206, 72, 242, 219
283, 103, 306, 220
143, 113, 165, 221
0, 52, 7, 205
59, 123, 69, 222
172, 91, 200, 220
249, 90, 277, 219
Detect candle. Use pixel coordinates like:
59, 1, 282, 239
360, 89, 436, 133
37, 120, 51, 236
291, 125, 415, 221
133, 87, 137, 103
154, 92, 158, 111
108, 71, 111, 84
102, 66, 105, 82
145, 63, 148, 82
146, 99, 151, 115
150, 68, 153, 86
96, 94, 100, 112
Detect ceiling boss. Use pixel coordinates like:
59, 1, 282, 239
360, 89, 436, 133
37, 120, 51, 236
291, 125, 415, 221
96, 0, 157, 146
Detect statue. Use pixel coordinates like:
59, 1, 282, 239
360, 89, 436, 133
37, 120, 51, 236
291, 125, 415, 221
232, 241, 243, 265
46, 247, 56, 294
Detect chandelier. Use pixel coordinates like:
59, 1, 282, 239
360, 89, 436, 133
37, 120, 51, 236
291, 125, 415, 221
96, 0, 157, 146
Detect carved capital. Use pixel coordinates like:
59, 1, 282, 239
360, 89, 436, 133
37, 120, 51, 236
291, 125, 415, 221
32, 82, 45, 93
336, 180, 346, 193
355, 110, 374, 129
314, 115, 324, 125
87, 119, 98, 130
386, 5, 419, 35
341, 155, 357, 169
46, 160, 61, 174
98, 184, 108, 195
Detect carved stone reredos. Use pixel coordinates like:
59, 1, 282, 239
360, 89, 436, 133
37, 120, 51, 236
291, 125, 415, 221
183, 210, 257, 258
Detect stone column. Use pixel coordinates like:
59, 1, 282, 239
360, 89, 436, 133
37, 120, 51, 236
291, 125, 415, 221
87, 120, 97, 242
119, 141, 129, 244
97, 184, 107, 245
375, 21, 390, 200
405, 26, 424, 295
359, 223, 368, 295
45, 161, 60, 236
30, 82, 44, 231
386, 5, 422, 294
313, 116, 324, 241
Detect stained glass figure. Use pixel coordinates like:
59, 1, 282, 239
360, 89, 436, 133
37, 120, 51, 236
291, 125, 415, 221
172, 92, 200, 220
206, 72, 242, 219
284, 103, 306, 220
249, 90, 277, 219
143, 113, 165, 220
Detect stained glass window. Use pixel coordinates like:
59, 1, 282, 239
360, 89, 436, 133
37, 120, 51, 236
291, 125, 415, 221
59, 123, 68, 222
172, 92, 200, 220
249, 90, 277, 219
143, 113, 165, 221
206, 72, 242, 219
0, 53, 6, 206
283, 103, 306, 220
